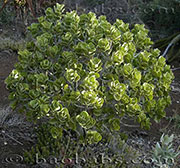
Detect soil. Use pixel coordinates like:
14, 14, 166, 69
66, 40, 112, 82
0, 1, 180, 168
0, 51, 17, 105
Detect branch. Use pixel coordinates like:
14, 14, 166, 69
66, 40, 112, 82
26, 0, 36, 18
1, 130, 23, 145
162, 34, 180, 60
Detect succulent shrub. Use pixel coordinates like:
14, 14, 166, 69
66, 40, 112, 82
5, 3, 174, 144
24, 123, 139, 167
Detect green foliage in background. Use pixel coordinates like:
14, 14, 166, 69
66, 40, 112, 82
0, 1, 15, 25
85, 0, 106, 7
138, 0, 180, 37
5, 3, 174, 146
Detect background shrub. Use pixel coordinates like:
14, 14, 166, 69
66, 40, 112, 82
137, 0, 180, 38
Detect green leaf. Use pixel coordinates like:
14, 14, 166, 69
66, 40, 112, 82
10, 100, 18, 110
66, 119, 77, 131
27, 23, 40, 36
98, 38, 111, 51
18, 49, 32, 62
109, 80, 126, 95
45, 7, 55, 19
114, 93, 121, 101
112, 48, 124, 64
40, 104, 50, 114
8, 92, 16, 100
141, 83, 154, 99
161, 134, 174, 145
35, 73, 48, 84
54, 3, 65, 16
47, 45, 59, 57
29, 90, 40, 99
70, 91, 81, 101
93, 109, 102, 116
29, 99, 39, 109
82, 75, 99, 90
62, 32, 72, 42
121, 94, 129, 104
36, 35, 49, 49
95, 97, 104, 108
86, 130, 102, 144
133, 68, 141, 82
123, 63, 133, 77
50, 127, 63, 139
41, 20, 52, 30
76, 111, 96, 129
74, 42, 95, 55
17, 83, 29, 93
49, 118, 58, 125
158, 56, 166, 67
65, 69, 80, 83
88, 58, 102, 72
109, 118, 120, 131
58, 108, 70, 122
122, 31, 133, 42
40, 59, 52, 70
114, 19, 129, 32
